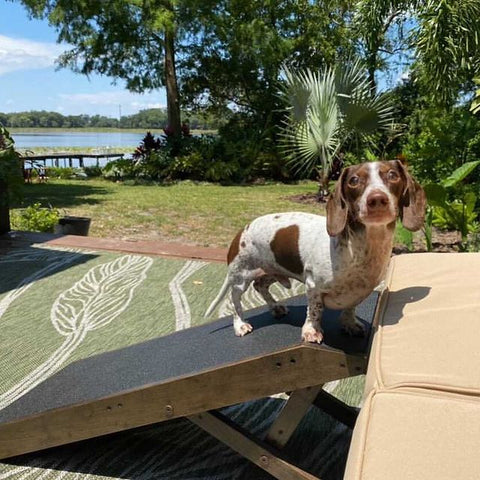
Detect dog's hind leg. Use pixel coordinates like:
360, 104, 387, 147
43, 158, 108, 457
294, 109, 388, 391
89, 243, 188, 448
339, 307, 366, 337
253, 275, 289, 318
230, 272, 258, 337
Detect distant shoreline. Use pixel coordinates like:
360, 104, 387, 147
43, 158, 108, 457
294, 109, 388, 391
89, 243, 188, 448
9, 127, 217, 135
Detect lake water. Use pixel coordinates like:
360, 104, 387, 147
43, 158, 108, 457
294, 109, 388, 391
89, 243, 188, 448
11, 131, 149, 167
12, 131, 145, 149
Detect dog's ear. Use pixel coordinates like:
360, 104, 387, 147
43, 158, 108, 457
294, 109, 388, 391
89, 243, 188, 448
327, 167, 350, 237
396, 160, 427, 231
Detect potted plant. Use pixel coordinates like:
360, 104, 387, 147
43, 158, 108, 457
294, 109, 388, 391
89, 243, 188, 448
0, 126, 23, 235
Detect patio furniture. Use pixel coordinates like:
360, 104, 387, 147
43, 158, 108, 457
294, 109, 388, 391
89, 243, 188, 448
344, 252, 480, 480
0, 293, 379, 479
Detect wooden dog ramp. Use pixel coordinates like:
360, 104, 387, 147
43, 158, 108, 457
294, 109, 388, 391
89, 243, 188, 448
0, 293, 378, 479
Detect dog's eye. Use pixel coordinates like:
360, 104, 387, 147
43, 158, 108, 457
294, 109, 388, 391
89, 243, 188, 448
348, 175, 360, 187
387, 170, 399, 182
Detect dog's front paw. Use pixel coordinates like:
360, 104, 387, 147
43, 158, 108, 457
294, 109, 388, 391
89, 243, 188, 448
235, 322, 253, 337
301, 325, 324, 344
271, 304, 289, 318
341, 319, 366, 337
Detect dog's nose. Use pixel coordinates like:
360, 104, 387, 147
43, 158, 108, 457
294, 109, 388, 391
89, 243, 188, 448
367, 191, 389, 210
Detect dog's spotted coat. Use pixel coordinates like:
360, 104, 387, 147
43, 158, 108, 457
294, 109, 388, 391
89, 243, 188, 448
206, 160, 426, 343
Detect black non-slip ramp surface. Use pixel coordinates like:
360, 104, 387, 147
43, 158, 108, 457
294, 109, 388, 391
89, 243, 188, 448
0, 292, 378, 459
0, 293, 377, 424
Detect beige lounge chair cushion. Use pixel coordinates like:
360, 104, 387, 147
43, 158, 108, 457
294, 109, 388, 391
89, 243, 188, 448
345, 388, 480, 480
345, 253, 480, 480
366, 252, 480, 395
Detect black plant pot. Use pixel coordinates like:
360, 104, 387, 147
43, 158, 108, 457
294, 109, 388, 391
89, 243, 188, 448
55, 216, 91, 236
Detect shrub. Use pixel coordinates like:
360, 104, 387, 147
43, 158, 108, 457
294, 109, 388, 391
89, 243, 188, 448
402, 106, 480, 184
424, 160, 480, 250
11, 203, 60, 233
47, 167, 79, 179
103, 158, 138, 179
83, 165, 103, 177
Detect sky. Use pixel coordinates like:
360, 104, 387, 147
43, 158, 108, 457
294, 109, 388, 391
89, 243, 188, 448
0, 1, 167, 117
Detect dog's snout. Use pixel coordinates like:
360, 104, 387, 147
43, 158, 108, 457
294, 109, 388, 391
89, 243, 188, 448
367, 191, 389, 210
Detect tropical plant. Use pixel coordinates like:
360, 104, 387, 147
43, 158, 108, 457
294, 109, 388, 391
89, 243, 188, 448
402, 105, 480, 184
423, 160, 480, 250
394, 220, 414, 252
423, 206, 434, 252
11, 203, 60, 233
279, 59, 396, 197
354, 0, 480, 105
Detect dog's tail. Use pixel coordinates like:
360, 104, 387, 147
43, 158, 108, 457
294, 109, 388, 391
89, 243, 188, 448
204, 275, 230, 318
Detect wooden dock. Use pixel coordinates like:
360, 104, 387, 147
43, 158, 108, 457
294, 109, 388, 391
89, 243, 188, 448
23, 152, 125, 168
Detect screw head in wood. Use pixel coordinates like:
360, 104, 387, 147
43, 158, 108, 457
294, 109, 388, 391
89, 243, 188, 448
260, 455, 269, 466
165, 405, 174, 418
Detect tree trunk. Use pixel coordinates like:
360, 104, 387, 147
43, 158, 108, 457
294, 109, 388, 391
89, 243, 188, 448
0, 181, 10, 235
367, 52, 377, 94
164, 27, 182, 138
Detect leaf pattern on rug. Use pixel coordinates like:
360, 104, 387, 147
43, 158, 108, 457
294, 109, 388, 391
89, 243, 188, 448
169, 260, 208, 331
0, 255, 153, 410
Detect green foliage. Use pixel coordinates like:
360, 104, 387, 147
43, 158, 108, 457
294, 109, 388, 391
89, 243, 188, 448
11, 203, 60, 233
279, 59, 396, 191
394, 220, 414, 252
423, 160, 480, 249
47, 167, 79, 179
0, 108, 221, 130
83, 166, 103, 177
431, 196, 477, 235
423, 206, 434, 252
402, 106, 480, 184
415, 0, 480, 106
103, 158, 140, 180
0, 125, 23, 204
354, 0, 480, 105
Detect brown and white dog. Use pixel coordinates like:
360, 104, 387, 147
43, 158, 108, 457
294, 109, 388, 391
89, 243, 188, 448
205, 160, 426, 343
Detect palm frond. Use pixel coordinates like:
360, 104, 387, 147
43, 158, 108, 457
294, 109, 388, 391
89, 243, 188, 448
278, 59, 396, 178
279, 67, 340, 178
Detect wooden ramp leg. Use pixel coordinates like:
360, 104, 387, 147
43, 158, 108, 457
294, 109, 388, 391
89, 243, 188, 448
312, 388, 359, 429
265, 385, 323, 449
189, 410, 319, 480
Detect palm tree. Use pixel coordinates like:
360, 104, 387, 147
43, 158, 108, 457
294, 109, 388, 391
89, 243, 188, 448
279, 59, 396, 199
354, 0, 480, 105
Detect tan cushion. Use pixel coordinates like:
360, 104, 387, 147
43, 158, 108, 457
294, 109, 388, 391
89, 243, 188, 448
346, 253, 480, 479
345, 389, 480, 480
366, 253, 480, 395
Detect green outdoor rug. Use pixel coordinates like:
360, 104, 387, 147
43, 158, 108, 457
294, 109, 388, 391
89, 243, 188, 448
0, 244, 365, 480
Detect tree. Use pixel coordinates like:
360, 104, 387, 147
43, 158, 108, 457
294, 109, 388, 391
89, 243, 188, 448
17, 0, 183, 137
353, 0, 412, 91
279, 59, 396, 197
0, 127, 22, 234
179, 0, 354, 126
354, 0, 480, 104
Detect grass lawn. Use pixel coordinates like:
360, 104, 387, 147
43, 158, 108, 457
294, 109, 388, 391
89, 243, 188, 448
12, 178, 322, 247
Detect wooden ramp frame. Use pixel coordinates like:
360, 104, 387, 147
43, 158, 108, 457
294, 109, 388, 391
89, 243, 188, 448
0, 294, 378, 479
